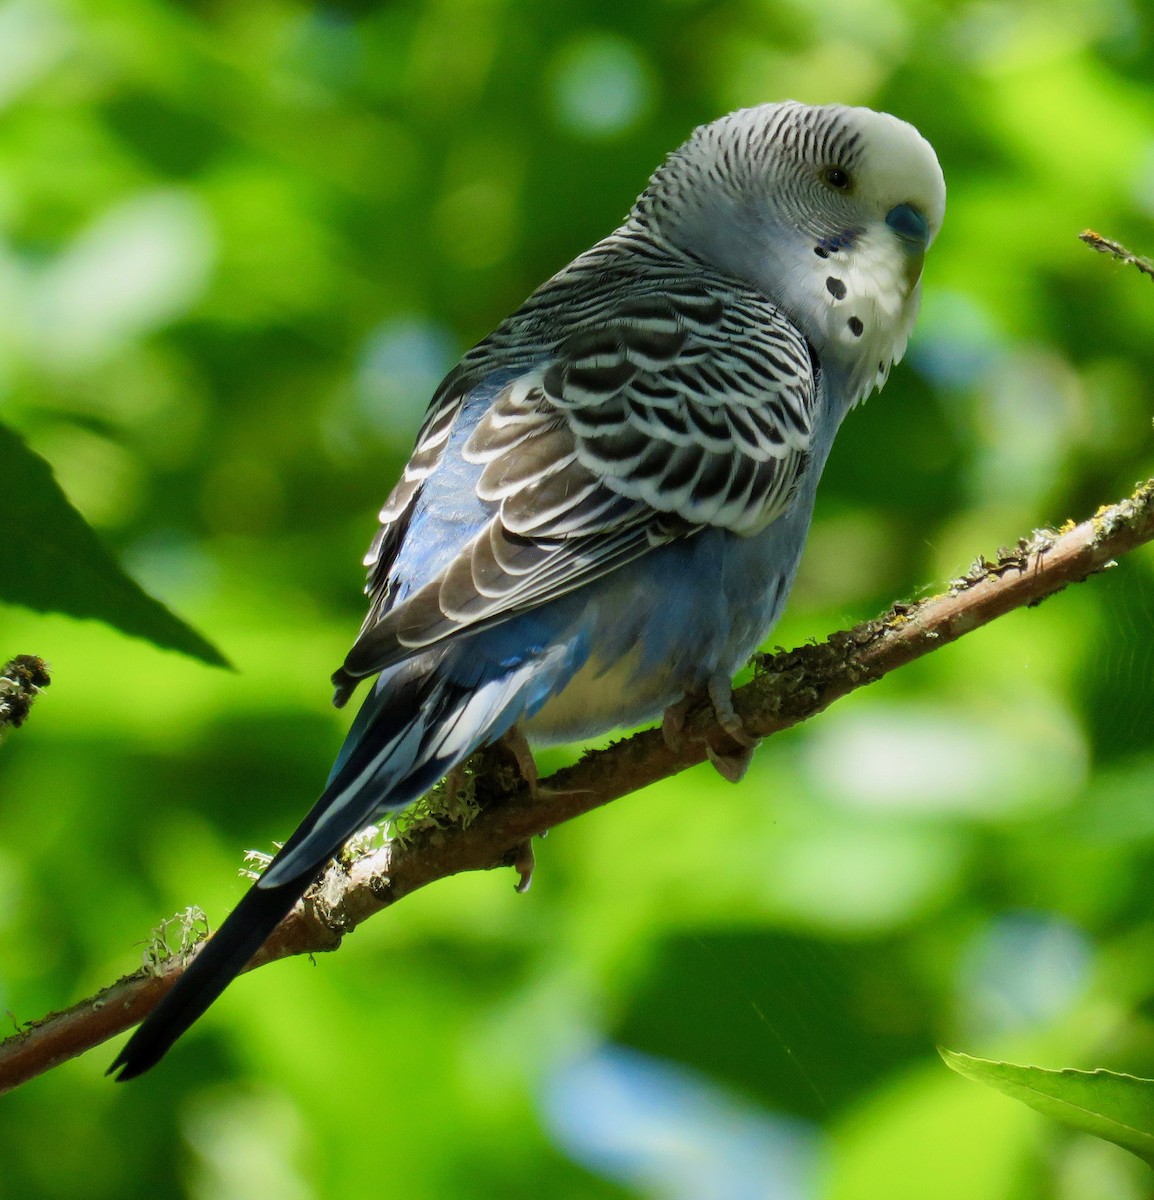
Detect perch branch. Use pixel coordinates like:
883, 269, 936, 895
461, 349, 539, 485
2, 480, 1154, 1093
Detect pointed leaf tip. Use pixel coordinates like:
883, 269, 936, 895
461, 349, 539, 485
0, 422, 231, 670
941, 1048, 1154, 1168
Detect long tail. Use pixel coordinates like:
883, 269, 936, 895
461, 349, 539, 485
108, 659, 542, 1081
107, 867, 321, 1081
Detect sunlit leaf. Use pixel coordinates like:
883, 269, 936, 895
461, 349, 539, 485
940, 1049, 1154, 1167
0, 421, 229, 668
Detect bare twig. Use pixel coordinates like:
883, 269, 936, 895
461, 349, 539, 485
1080, 230, 1154, 282
3, 480, 1154, 1092
0, 655, 50, 743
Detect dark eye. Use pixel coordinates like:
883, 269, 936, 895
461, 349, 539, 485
824, 166, 851, 191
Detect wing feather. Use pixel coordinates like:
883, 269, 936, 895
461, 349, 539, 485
334, 276, 820, 695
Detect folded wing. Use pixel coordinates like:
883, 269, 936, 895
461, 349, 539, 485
334, 281, 819, 699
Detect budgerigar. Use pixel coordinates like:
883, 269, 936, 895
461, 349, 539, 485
110, 101, 945, 1080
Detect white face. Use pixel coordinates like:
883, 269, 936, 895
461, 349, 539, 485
791, 106, 946, 403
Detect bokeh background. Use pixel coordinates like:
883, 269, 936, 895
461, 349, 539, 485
3, 0, 1154, 1196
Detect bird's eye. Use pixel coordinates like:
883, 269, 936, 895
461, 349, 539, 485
823, 166, 851, 191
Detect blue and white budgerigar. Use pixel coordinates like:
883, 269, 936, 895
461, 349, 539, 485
110, 101, 945, 1080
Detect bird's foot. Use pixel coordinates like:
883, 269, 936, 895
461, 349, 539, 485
494, 726, 539, 891
705, 674, 757, 782
661, 675, 758, 783
499, 726, 539, 796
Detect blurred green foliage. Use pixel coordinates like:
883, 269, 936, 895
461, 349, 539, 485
2, 0, 1154, 1197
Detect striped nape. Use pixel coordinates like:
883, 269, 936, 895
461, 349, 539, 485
629, 101, 868, 232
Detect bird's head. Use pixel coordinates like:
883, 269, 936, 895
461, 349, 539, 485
631, 101, 946, 406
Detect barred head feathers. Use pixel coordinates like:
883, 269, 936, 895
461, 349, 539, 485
629, 102, 946, 406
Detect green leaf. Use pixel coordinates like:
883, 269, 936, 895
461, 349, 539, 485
940, 1049, 1154, 1167
0, 421, 230, 669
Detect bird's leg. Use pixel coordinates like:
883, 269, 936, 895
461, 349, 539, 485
661, 674, 758, 783
442, 762, 468, 804
497, 725, 538, 893
499, 725, 539, 796
661, 693, 696, 752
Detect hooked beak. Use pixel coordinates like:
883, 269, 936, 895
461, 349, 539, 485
886, 202, 928, 293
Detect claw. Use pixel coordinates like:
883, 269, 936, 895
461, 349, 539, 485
706, 740, 756, 783
661, 675, 759, 781
509, 839, 535, 893
705, 673, 758, 781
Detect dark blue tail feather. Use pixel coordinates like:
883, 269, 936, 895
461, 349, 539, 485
108, 868, 318, 1081
109, 657, 549, 1080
